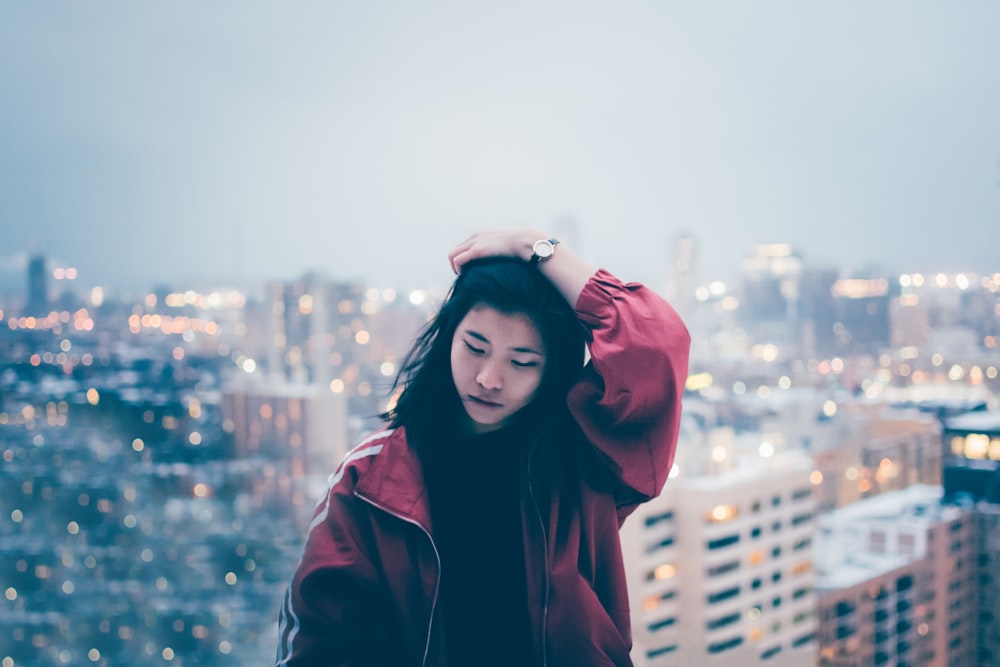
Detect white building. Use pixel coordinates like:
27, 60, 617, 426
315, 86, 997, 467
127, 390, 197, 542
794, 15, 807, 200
622, 426, 818, 666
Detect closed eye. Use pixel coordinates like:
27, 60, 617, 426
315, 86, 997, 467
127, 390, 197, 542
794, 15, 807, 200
464, 340, 485, 355
512, 360, 538, 368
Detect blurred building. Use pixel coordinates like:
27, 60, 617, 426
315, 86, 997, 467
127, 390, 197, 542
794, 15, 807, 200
798, 266, 839, 359
941, 410, 1000, 504
740, 244, 802, 348
27, 254, 48, 315
248, 273, 425, 428
665, 232, 698, 319
223, 381, 348, 480
939, 410, 1000, 665
622, 427, 818, 666
805, 405, 942, 513
814, 485, 978, 666
829, 276, 893, 355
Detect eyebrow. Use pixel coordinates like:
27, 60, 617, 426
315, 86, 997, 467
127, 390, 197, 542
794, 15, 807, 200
464, 330, 543, 356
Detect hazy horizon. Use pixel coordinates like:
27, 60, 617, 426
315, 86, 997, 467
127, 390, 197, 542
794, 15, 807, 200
3, 1, 999, 295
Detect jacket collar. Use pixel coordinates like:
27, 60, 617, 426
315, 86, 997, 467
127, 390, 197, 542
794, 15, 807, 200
353, 427, 433, 529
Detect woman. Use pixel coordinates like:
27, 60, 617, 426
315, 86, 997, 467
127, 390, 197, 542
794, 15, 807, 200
276, 229, 690, 667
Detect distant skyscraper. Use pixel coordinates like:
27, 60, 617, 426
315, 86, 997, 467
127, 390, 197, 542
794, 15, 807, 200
830, 276, 893, 355
740, 244, 802, 347
798, 266, 839, 358
666, 232, 698, 317
27, 254, 48, 314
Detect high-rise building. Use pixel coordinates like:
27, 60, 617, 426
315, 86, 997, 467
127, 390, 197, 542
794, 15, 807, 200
27, 254, 48, 315
939, 409, 1000, 664
973, 502, 1000, 664
814, 485, 978, 666
830, 276, 893, 355
798, 266, 839, 358
740, 244, 803, 349
666, 232, 698, 318
621, 427, 818, 666
223, 381, 348, 491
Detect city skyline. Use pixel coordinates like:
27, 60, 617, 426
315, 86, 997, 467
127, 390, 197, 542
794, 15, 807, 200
2, 2, 999, 293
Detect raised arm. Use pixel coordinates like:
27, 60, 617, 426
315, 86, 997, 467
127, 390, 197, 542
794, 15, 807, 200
568, 269, 690, 517
449, 228, 691, 513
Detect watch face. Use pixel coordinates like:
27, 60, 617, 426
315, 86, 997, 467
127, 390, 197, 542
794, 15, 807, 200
533, 240, 554, 258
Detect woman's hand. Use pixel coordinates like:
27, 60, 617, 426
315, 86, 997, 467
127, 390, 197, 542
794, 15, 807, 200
448, 227, 597, 309
448, 228, 543, 274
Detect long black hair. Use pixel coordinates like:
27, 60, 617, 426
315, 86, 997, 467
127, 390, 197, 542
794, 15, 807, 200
385, 256, 586, 446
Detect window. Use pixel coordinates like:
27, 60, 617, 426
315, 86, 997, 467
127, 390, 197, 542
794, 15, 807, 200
751, 526, 762, 539
707, 504, 739, 523
641, 589, 677, 612
707, 560, 740, 577
645, 563, 676, 581
706, 612, 740, 630
648, 616, 677, 632
792, 560, 812, 576
791, 512, 813, 527
792, 487, 812, 501
836, 601, 855, 617
708, 636, 743, 654
644, 511, 674, 527
792, 632, 816, 648
707, 534, 740, 550
792, 537, 811, 551
760, 645, 782, 660
772, 495, 782, 507
646, 644, 677, 659
645, 535, 675, 554
707, 586, 741, 604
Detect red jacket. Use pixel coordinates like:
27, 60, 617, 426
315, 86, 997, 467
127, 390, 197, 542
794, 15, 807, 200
276, 269, 691, 667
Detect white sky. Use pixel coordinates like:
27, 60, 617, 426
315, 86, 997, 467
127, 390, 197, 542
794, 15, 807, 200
2, 1, 998, 295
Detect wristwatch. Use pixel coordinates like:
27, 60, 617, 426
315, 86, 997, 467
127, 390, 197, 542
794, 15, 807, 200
530, 238, 560, 265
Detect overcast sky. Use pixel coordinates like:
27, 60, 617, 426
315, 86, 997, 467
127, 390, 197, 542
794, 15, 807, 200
1, 1, 998, 296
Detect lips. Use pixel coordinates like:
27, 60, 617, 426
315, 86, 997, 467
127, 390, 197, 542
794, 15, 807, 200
469, 394, 503, 408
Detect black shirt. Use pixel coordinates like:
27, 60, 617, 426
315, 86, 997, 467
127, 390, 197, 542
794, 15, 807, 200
422, 426, 538, 667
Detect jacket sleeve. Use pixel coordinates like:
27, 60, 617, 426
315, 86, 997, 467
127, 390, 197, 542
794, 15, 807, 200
567, 269, 691, 519
275, 458, 398, 667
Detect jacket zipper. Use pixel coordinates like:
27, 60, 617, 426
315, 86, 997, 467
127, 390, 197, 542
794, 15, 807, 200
527, 444, 550, 667
355, 491, 441, 667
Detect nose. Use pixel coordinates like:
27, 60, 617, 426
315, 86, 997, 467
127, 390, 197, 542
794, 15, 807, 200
476, 360, 503, 391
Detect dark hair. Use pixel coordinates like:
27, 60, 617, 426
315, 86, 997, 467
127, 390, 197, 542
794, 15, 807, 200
385, 256, 586, 445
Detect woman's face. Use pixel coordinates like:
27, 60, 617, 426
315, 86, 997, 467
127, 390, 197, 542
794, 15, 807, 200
450, 304, 547, 434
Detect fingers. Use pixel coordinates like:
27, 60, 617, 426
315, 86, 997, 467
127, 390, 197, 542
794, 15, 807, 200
448, 236, 477, 274
448, 228, 542, 273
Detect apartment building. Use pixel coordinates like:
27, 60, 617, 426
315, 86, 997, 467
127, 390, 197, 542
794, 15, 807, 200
622, 427, 818, 666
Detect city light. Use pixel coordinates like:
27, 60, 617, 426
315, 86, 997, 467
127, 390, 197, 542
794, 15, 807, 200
2, 245, 997, 667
